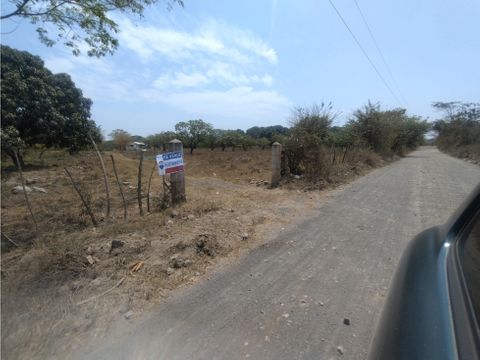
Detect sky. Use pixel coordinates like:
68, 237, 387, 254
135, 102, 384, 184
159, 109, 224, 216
1, 0, 479, 138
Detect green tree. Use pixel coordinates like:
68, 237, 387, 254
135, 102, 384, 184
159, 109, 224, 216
246, 125, 289, 141
51, 73, 102, 151
348, 102, 391, 153
433, 102, 480, 146
201, 129, 223, 151
1, 126, 26, 166
432, 102, 480, 158
257, 137, 270, 150
326, 126, 356, 149
175, 119, 213, 154
392, 116, 429, 155
1, 45, 101, 163
278, 103, 337, 176
217, 130, 245, 151
290, 103, 336, 143
1, 0, 184, 57
109, 129, 131, 151
239, 134, 256, 151
145, 131, 176, 150
349, 102, 428, 155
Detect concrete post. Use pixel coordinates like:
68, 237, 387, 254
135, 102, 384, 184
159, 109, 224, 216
271, 142, 282, 187
169, 139, 186, 204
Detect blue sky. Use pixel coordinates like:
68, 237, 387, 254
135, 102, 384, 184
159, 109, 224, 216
1, 0, 479, 137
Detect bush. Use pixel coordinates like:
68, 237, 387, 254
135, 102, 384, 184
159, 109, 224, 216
282, 103, 337, 176
433, 102, 480, 160
348, 102, 428, 156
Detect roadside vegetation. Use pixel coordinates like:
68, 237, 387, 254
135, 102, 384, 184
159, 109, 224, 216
0, 44, 432, 359
1, 1, 477, 358
278, 102, 428, 185
432, 102, 480, 163
1, 45, 432, 250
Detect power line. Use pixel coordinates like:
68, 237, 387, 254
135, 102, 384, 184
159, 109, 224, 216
353, 0, 407, 106
327, 0, 402, 106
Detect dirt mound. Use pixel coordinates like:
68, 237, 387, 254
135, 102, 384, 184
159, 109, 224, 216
195, 233, 219, 257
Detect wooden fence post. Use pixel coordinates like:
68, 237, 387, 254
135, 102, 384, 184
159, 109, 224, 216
64, 167, 98, 226
14, 151, 39, 232
271, 142, 282, 187
110, 155, 127, 220
146, 162, 156, 213
137, 151, 144, 216
169, 139, 186, 204
89, 134, 111, 218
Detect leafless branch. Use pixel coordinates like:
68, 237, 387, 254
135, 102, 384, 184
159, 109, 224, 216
89, 134, 111, 218
14, 150, 39, 232
64, 167, 98, 226
110, 154, 127, 220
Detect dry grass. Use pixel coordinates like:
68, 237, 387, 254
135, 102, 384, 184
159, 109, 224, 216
0, 145, 392, 358
280, 146, 389, 190
1, 147, 322, 359
441, 143, 480, 164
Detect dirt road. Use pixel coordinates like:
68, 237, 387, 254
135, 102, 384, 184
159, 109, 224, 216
75, 147, 480, 360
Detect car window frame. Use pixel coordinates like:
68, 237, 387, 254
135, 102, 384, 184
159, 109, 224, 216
447, 192, 480, 360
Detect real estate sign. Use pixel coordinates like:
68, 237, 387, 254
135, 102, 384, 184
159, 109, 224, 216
156, 152, 184, 175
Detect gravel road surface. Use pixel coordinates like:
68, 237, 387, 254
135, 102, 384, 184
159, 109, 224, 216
78, 147, 480, 360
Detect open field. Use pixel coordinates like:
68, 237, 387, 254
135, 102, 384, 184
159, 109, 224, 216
1, 146, 387, 359
70, 147, 480, 360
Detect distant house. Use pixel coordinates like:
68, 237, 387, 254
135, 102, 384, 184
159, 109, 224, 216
127, 141, 148, 151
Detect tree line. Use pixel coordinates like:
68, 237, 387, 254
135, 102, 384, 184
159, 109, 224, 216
108, 124, 290, 154
109, 102, 429, 163
432, 101, 480, 161
0, 44, 443, 172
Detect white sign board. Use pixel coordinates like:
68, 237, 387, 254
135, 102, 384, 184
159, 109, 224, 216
156, 152, 184, 176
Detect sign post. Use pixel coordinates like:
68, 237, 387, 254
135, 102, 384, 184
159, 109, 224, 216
157, 139, 186, 204
156, 151, 184, 176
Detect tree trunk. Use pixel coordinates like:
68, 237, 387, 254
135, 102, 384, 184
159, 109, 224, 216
9, 150, 24, 169
38, 148, 48, 159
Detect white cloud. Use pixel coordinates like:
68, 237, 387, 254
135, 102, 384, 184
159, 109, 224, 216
153, 66, 274, 91
41, 16, 289, 130
118, 18, 277, 65
138, 86, 291, 124
154, 71, 209, 89
228, 27, 278, 64
43, 51, 131, 101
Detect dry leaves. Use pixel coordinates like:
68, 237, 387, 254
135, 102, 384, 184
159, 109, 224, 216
129, 260, 144, 273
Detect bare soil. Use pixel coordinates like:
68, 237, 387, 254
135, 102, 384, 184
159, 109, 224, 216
71, 147, 480, 360
1, 147, 385, 359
